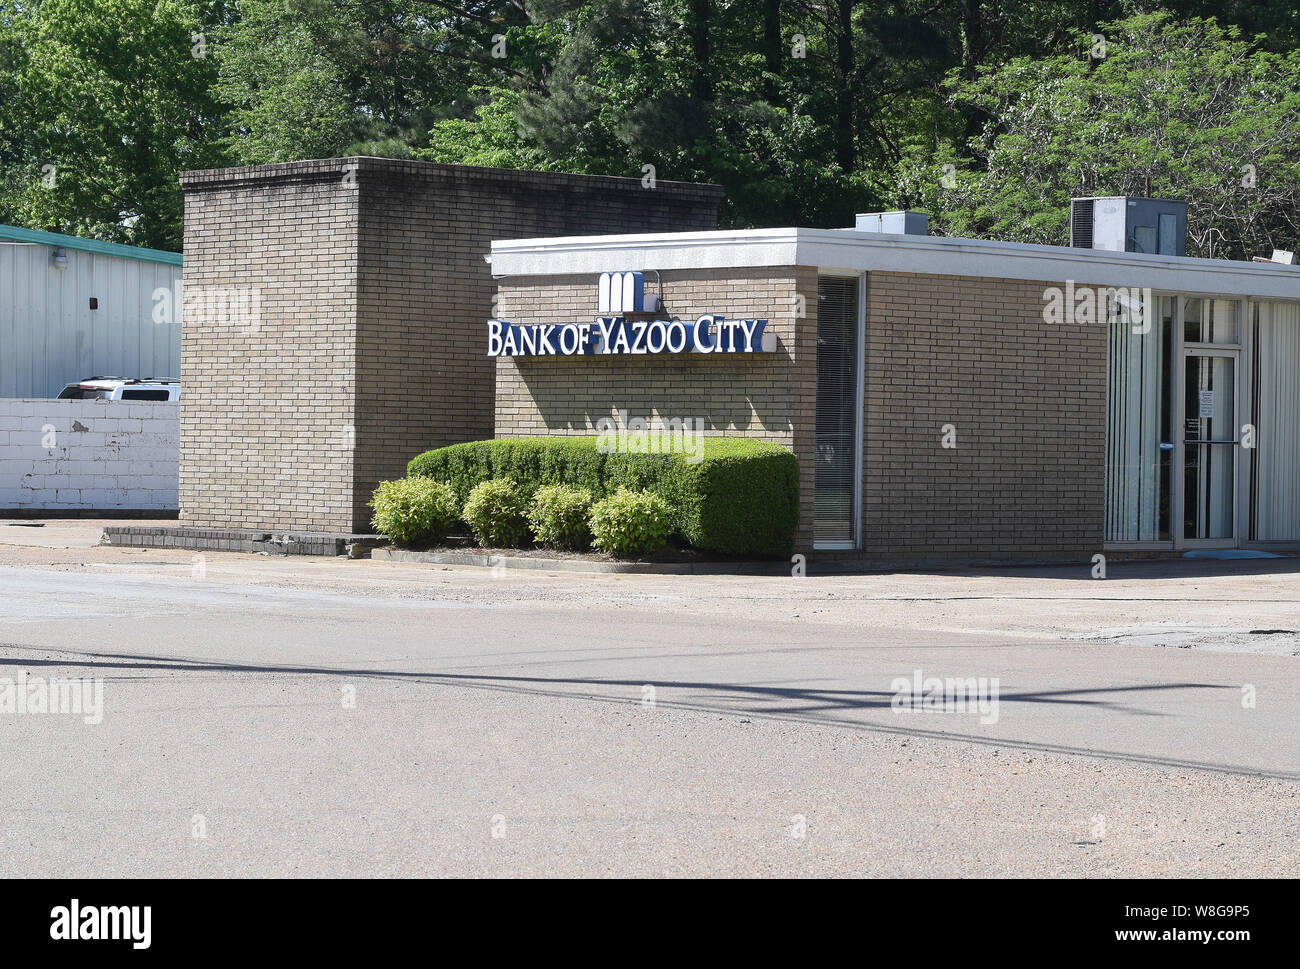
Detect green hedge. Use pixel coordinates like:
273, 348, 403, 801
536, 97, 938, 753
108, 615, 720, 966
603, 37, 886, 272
407, 436, 798, 558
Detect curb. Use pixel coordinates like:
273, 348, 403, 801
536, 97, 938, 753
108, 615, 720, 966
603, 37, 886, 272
2, 509, 179, 519
103, 525, 384, 557
371, 547, 788, 575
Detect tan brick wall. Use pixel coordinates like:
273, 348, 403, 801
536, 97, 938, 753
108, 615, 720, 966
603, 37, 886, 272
858, 271, 1106, 560
179, 160, 358, 532
493, 267, 1106, 560
179, 157, 723, 531
353, 163, 722, 528
494, 266, 820, 550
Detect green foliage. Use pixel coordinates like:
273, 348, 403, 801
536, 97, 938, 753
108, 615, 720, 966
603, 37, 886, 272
901, 13, 1300, 259
462, 477, 531, 548
409, 438, 606, 506
528, 484, 594, 551
213, 0, 532, 165
6, 2, 1300, 252
213, 0, 355, 163
419, 88, 551, 171
617, 437, 800, 559
0, 0, 229, 249
369, 477, 459, 547
408, 436, 799, 557
588, 488, 672, 558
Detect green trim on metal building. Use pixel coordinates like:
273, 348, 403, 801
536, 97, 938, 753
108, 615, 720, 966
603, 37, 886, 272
0, 223, 182, 267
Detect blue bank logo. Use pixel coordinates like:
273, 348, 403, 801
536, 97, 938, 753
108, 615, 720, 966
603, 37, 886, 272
598, 271, 659, 313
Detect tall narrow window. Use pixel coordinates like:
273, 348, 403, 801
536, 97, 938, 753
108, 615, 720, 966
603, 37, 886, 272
1250, 302, 1300, 541
1106, 295, 1172, 542
814, 276, 860, 548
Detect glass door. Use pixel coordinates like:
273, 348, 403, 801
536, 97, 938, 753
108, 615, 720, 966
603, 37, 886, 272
1182, 349, 1238, 546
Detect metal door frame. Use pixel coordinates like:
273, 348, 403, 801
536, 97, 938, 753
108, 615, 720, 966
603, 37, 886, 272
1177, 318, 1242, 549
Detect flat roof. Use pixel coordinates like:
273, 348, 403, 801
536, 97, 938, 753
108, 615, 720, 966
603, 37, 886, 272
0, 223, 183, 267
180, 156, 724, 200
489, 227, 1300, 301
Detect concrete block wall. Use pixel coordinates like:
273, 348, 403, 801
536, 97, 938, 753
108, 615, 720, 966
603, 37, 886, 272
857, 271, 1107, 560
494, 266, 820, 550
0, 399, 179, 510
180, 157, 723, 532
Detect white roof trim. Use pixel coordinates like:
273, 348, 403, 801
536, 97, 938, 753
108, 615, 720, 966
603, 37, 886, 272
489, 227, 1300, 301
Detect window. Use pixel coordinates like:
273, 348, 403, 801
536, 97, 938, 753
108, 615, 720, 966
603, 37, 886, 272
1106, 295, 1172, 542
814, 276, 860, 548
120, 389, 171, 401
1183, 297, 1238, 345
1249, 302, 1300, 541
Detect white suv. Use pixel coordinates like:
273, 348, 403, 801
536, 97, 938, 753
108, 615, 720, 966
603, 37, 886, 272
56, 377, 181, 401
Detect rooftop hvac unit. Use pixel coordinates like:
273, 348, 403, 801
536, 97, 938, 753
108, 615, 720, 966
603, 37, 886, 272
1070, 197, 1187, 256
854, 211, 928, 235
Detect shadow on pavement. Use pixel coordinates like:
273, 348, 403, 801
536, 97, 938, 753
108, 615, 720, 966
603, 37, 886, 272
4, 645, 1287, 782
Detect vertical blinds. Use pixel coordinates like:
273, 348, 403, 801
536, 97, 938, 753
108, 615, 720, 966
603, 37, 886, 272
1105, 298, 1166, 541
814, 276, 859, 546
1251, 302, 1300, 541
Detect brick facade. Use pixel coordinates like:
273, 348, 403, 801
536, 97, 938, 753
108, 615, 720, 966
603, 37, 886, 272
493, 268, 1107, 560
858, 272, 1106, 561
493, 267, 820, 549
179, 157, 722, 531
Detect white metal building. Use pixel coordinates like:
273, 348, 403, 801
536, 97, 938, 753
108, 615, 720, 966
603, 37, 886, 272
0, 224, 181, 398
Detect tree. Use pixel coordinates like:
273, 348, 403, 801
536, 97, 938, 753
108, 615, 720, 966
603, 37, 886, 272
214, 0, 536, 163
213, 0, 354, 162
419, 86, 550, 169
901, 13, 1300, 259
0, 0, 229, 250
7, 1, 1300, 252
426, 0, 916, 226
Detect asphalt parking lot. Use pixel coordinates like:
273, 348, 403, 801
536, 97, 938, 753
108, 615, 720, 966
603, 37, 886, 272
1, 520, 1296, 876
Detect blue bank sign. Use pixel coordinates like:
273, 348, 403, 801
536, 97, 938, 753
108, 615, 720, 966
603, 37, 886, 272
486, 315, 771, 357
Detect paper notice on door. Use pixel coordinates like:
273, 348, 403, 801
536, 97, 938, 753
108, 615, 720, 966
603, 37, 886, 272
1198, 390, 1215, 418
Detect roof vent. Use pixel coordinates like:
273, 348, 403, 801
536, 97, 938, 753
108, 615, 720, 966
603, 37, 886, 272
854, 211, 928, 235
1070, 197, 1186, 256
